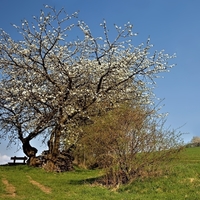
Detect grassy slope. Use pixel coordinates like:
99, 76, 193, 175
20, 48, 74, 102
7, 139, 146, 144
0, 147, 200, 200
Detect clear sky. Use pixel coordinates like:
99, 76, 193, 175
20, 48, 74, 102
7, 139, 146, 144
0, 0, 200, 164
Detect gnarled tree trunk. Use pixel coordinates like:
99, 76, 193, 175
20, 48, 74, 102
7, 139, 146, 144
22, 139, 38, 166
43, 123, 74, 172
45, 128, 61, 171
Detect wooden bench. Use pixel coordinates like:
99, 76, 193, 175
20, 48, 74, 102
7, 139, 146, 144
8, 156, 27, 165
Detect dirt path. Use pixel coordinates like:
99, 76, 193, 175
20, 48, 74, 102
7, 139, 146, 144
2, 178, 16, 198
27, 176, 51, 194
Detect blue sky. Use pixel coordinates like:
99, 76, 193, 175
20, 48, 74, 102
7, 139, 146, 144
0, 0, 200, 164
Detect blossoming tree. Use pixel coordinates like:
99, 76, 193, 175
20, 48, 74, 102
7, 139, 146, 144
0, 6, 175, 170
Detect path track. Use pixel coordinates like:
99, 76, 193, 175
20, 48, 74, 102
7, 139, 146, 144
27, 175, 52, 194
2, 178, 16, 198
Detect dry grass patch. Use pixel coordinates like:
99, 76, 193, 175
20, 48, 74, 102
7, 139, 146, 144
27, 175, 52, 194
2, 178, 16, 198
189, 178, 195, 183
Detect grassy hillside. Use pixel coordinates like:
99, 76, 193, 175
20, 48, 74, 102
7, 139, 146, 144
0, 147, 200, 200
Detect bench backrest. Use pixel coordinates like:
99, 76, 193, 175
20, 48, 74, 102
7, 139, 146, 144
10, 156, 27, 163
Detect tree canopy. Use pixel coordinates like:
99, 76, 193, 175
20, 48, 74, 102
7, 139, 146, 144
0, 6, 179, 172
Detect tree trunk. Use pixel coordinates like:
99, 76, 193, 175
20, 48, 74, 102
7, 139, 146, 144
45, 127, 62, 171
43, 124, 74, 172
22, 139, 38, 166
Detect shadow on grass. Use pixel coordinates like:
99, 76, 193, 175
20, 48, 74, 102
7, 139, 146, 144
69, 176, 103, 185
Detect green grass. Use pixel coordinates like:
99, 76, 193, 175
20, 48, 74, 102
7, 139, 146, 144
0, 147, 200, 199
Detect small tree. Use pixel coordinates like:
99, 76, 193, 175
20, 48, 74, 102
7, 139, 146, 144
191, 136, 200, 143
0, 5, 176, 171
75, 104, 183, 185
190, 136, 200, 147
